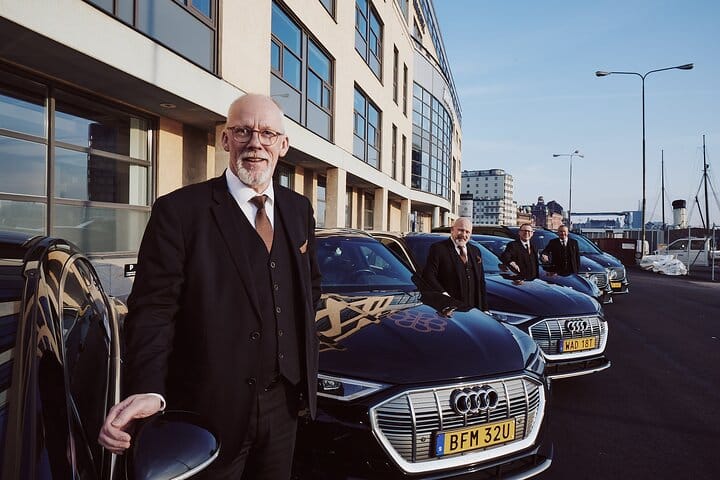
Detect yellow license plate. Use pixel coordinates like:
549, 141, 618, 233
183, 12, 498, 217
434, 419, 516, 457
562, 336, 597, 352
610, 281, 622, 289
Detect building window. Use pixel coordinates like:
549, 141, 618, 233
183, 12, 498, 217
353, 87, 381, 168
364, 192, 374, 229
396, 0, 409, 20
345, 187, 353, 228
391, 124, 397, 180
271, 2, 334, 141
86, 0, 218, 72
411, 83, 452, 199
355, 0, 383, 79
316, 175, 327, 227
401, 134, 407, 184
274, 162, 294, 189
319, 0, 335, 17
393, 46, 399, 104
402, 64, 408, 116
0, 70, 152, 254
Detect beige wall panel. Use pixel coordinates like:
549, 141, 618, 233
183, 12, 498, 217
222, 1, 272, 94
157, 117, 184, 196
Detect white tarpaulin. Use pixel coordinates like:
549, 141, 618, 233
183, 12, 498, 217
639, 255, 688, 276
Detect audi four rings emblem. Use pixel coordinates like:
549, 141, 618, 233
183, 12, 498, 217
565, 319, 590, 332
449, 386, 499, 416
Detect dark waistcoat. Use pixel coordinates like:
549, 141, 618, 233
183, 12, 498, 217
247, 210, 302, 388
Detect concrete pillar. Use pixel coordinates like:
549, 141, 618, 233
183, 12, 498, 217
432, 206, 440, 229
401, 199, 411, 233
374, 187, 388, 231
303, 170, 317, 209
358, 192, 366, 230
292, 165, 305, 195
326, 168, 346, 228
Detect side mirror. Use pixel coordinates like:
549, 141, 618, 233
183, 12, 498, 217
126, 411, 220, 480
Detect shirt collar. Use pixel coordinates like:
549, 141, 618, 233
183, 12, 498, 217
225, 169, 275, 207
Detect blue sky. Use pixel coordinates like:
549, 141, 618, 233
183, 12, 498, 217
433, 0, 720, 227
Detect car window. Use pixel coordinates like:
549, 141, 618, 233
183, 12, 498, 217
690, 240, 705, 250
569, 233, 602, 254
60, 257, 112, 476
317, 237, 415, 292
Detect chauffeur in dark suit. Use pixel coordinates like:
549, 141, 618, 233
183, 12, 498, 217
422, 217, 488, 312
541, 225, 580, 275
98, 94, 321, 480
500, 223, 539, 281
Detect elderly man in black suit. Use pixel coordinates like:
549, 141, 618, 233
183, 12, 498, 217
422, 217, 488, 313
500, 223, 539, 281
98, 93, 321, 480
541, 225, 580, 275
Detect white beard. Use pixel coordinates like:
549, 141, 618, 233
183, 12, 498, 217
233, 157, 273, 188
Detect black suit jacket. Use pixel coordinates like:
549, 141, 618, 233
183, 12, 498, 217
422, 238, 488, 311
123, 174, 321, 465
500, 240, 539, 280
541, 238, 580, 275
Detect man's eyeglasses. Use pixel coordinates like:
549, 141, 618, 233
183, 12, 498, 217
227, 126, 284, 146
519, 229, 534, 234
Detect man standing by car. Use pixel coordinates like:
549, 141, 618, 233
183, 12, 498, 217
98, 93, 321, 480
501, 223, 539, 281
422, 217, 488, 312
541, 225, 580, 275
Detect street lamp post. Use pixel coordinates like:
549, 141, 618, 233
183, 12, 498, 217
595, 63, 693, 257
552, 150, 583, 229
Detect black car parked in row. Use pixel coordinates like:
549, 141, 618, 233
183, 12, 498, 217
293, 230, 552, 479
0, 231, 219, 479
374, 232, 611, 381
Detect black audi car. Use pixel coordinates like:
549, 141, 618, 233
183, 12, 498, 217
470, 234, 605, 304
374, 232, 611, 381
293, 230, 552, 479
567, 232, 630, 294
0, 231, 218, 479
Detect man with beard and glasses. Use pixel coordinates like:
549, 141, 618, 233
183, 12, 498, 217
422, 217, 488, 314
98, 94, 321, 480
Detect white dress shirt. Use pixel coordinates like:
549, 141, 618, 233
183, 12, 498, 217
225, 169, 275, 229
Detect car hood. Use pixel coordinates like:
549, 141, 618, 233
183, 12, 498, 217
486, 274, 598, 317
578, 256, 606, 273
537, 271, 598, 297
314, 291, 526, 384
582, 252, 622, 268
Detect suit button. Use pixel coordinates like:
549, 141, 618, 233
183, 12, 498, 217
275, 307, 281, 313
279, 353, 284, 360
278, 329, 284, 336
270, 261, 276, 268
246, 377, 256, 386
274, 283, 279, 290
250, 331, 260, 340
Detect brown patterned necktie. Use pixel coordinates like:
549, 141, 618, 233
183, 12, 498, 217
459, 245, 468, 264
250, 195, 273, 252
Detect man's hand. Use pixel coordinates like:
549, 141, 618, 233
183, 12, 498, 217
541, 254, 549, 263
98, 394, 163, 454
509, 261, 520, 273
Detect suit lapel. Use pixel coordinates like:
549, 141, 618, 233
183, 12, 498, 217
446, 239, 465, 285
209, 176, 263, 320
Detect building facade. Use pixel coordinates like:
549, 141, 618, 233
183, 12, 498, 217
461, 169, 516, 225
0, 0, 462, 295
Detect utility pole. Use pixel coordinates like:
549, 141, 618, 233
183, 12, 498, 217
661, 149, 665, 229
703, 134, 710, 232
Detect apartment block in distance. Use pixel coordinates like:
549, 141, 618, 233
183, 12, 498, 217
0, 0, 462, 296
461, 169, 516, 225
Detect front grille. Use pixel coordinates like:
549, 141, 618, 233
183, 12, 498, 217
371, 376, 545, 474
529, 315, 608, 358
588, 272, 609, 289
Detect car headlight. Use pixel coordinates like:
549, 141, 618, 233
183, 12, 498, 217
607, 268, 618, 280
488, 310, 536, 325
317, 374, 388, 401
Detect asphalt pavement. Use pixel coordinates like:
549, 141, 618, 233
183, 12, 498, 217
536, 267, 720, 479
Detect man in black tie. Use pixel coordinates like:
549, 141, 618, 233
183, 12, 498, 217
98, 94, 321, 479
500, 223, 539, 281
541, 225, 580, 275
422, 217, 488, 313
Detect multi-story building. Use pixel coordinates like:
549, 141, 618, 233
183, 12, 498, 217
461, 169, 516, 225
0, 0, 461, 295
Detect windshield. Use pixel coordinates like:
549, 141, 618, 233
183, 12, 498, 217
403, 236, 503, 274
317, 236, 415, 292
569, 233, 603, 254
